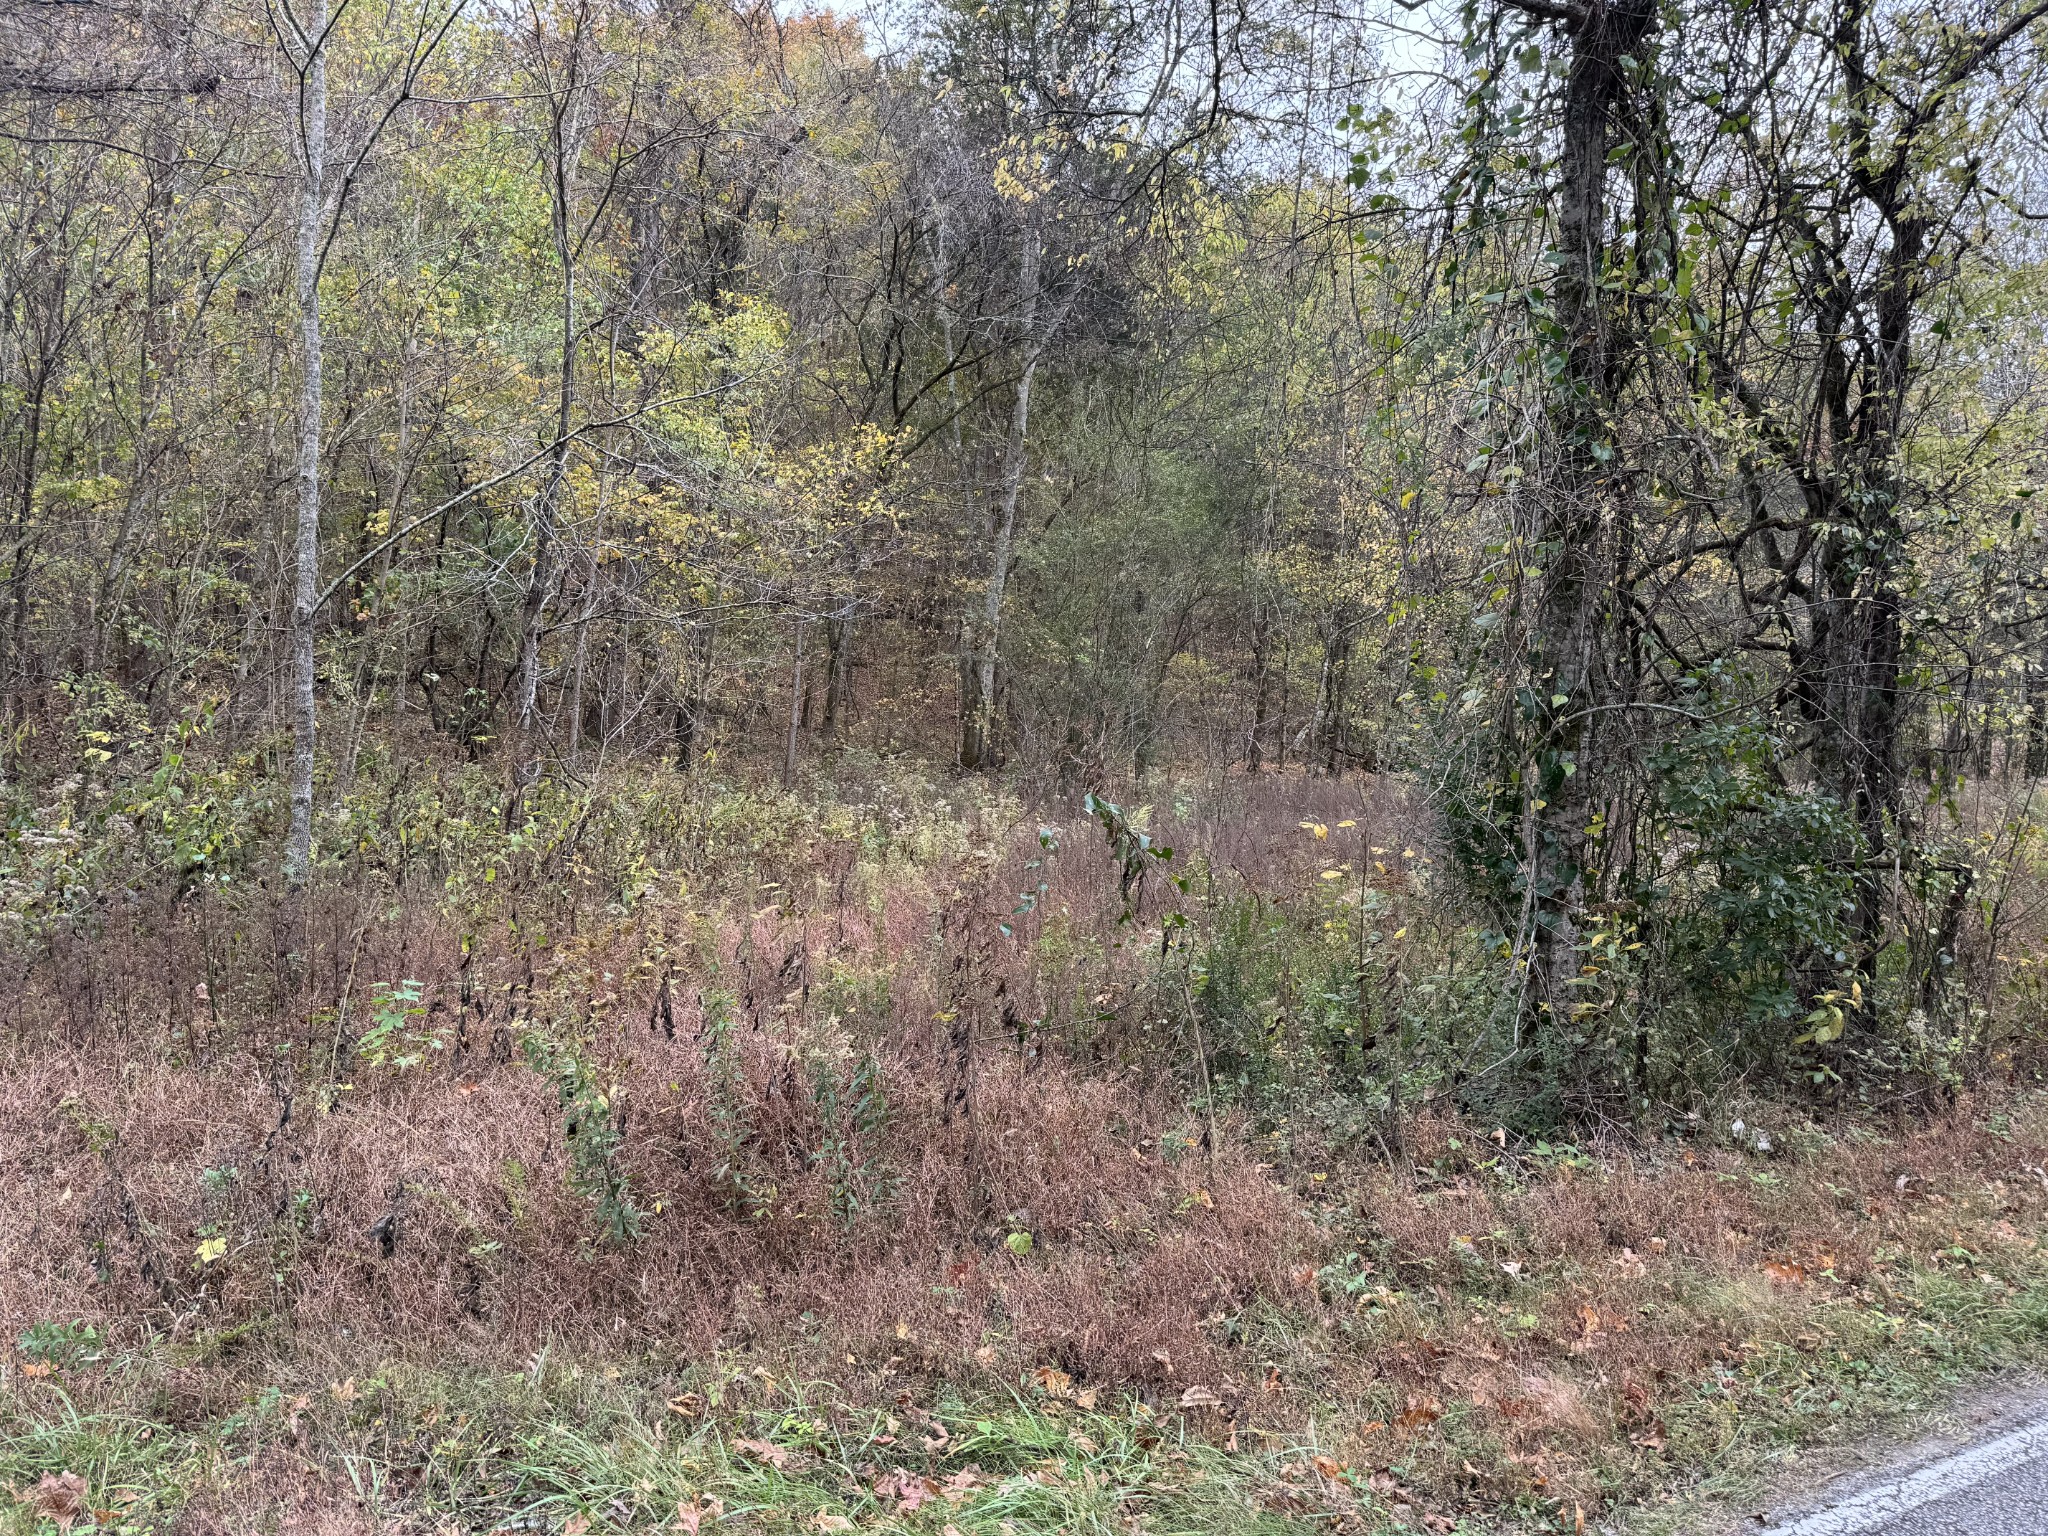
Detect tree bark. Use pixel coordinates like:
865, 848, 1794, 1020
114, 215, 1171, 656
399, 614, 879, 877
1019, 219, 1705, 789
959, 210, 1044, 773
1516, 0, 1659, 1039
783, 619, 806, 790
675, 615, 715, 768
822, 612, 852, 738
513, 13, 590, 800
283, 0, 328, 888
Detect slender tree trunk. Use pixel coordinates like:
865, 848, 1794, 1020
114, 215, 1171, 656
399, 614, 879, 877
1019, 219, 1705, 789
1313, 608, 1356, 775
783, 619, 806, 790
959, 211, 1044, 773
514, 242, 572, 794
1247, 618, 1271, 773
2028, 665, 2048, 778
283, 0, 328, 888
675, 615, 715, 768
513, 22, 588, 799
1, 367, 47, 786
822, 612, 851, 738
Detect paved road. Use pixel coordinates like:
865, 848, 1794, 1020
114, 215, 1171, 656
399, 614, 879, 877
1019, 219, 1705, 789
1760, 1410, 2048, 1535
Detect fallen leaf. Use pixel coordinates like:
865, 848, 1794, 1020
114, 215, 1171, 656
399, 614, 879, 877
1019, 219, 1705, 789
563, 1515, 591, 1536
1311, 1454, 1345, 1479
1031, 1365, 1072, 1397
675, 1494, 723, 1533
1393, 1396, 1442, 1432
733, 1437, 790, 1470
872, 1470, 939, 1513
810, 1518, 854, 1533
1763, 1260, 1809, 1285
20, 1360, 54, 1379
941, 1468, 984, 1502
29, 1473, 87, 1530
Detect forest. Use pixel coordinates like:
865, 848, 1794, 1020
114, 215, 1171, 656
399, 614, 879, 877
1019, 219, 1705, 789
8, 0, 2048, 1532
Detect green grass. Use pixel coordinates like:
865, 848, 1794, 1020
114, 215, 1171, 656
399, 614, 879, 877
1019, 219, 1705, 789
10, 1281, 2045, 1536
1616, 1268, 2048, 1531
0, 1366, 1376, 1535
11, 1195, 2048, 1534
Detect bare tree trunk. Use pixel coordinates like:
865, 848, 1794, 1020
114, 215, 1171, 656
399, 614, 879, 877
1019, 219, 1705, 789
822, 612, 851, 738
513, 10, 591, 799
674, 614, 716, 768
783, 619, 806, 790
2028, 665, 2048, 778
1247, 612, 1271, 773
0, 365, 47, 788
959, 212, 1044, 773
283, 0, 328, 888
1313, 608, 1356, 775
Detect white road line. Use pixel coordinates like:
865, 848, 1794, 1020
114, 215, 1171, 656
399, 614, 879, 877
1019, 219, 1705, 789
1761, 1415, 2048, 1535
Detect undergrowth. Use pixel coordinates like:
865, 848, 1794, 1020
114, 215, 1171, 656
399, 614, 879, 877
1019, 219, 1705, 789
6, 761, 2048, 1532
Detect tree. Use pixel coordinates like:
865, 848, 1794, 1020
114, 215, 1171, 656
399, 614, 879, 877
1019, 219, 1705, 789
274, 0, 460, 885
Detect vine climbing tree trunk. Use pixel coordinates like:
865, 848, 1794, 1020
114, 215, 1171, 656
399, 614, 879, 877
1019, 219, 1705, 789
1504, 0, 1660, 1048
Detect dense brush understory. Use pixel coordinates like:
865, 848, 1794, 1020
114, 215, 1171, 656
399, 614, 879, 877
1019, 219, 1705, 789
7, 761, 2048, 1535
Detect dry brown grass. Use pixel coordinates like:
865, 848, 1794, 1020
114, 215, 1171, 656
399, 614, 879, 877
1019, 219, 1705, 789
8, 771, 2048, 1532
